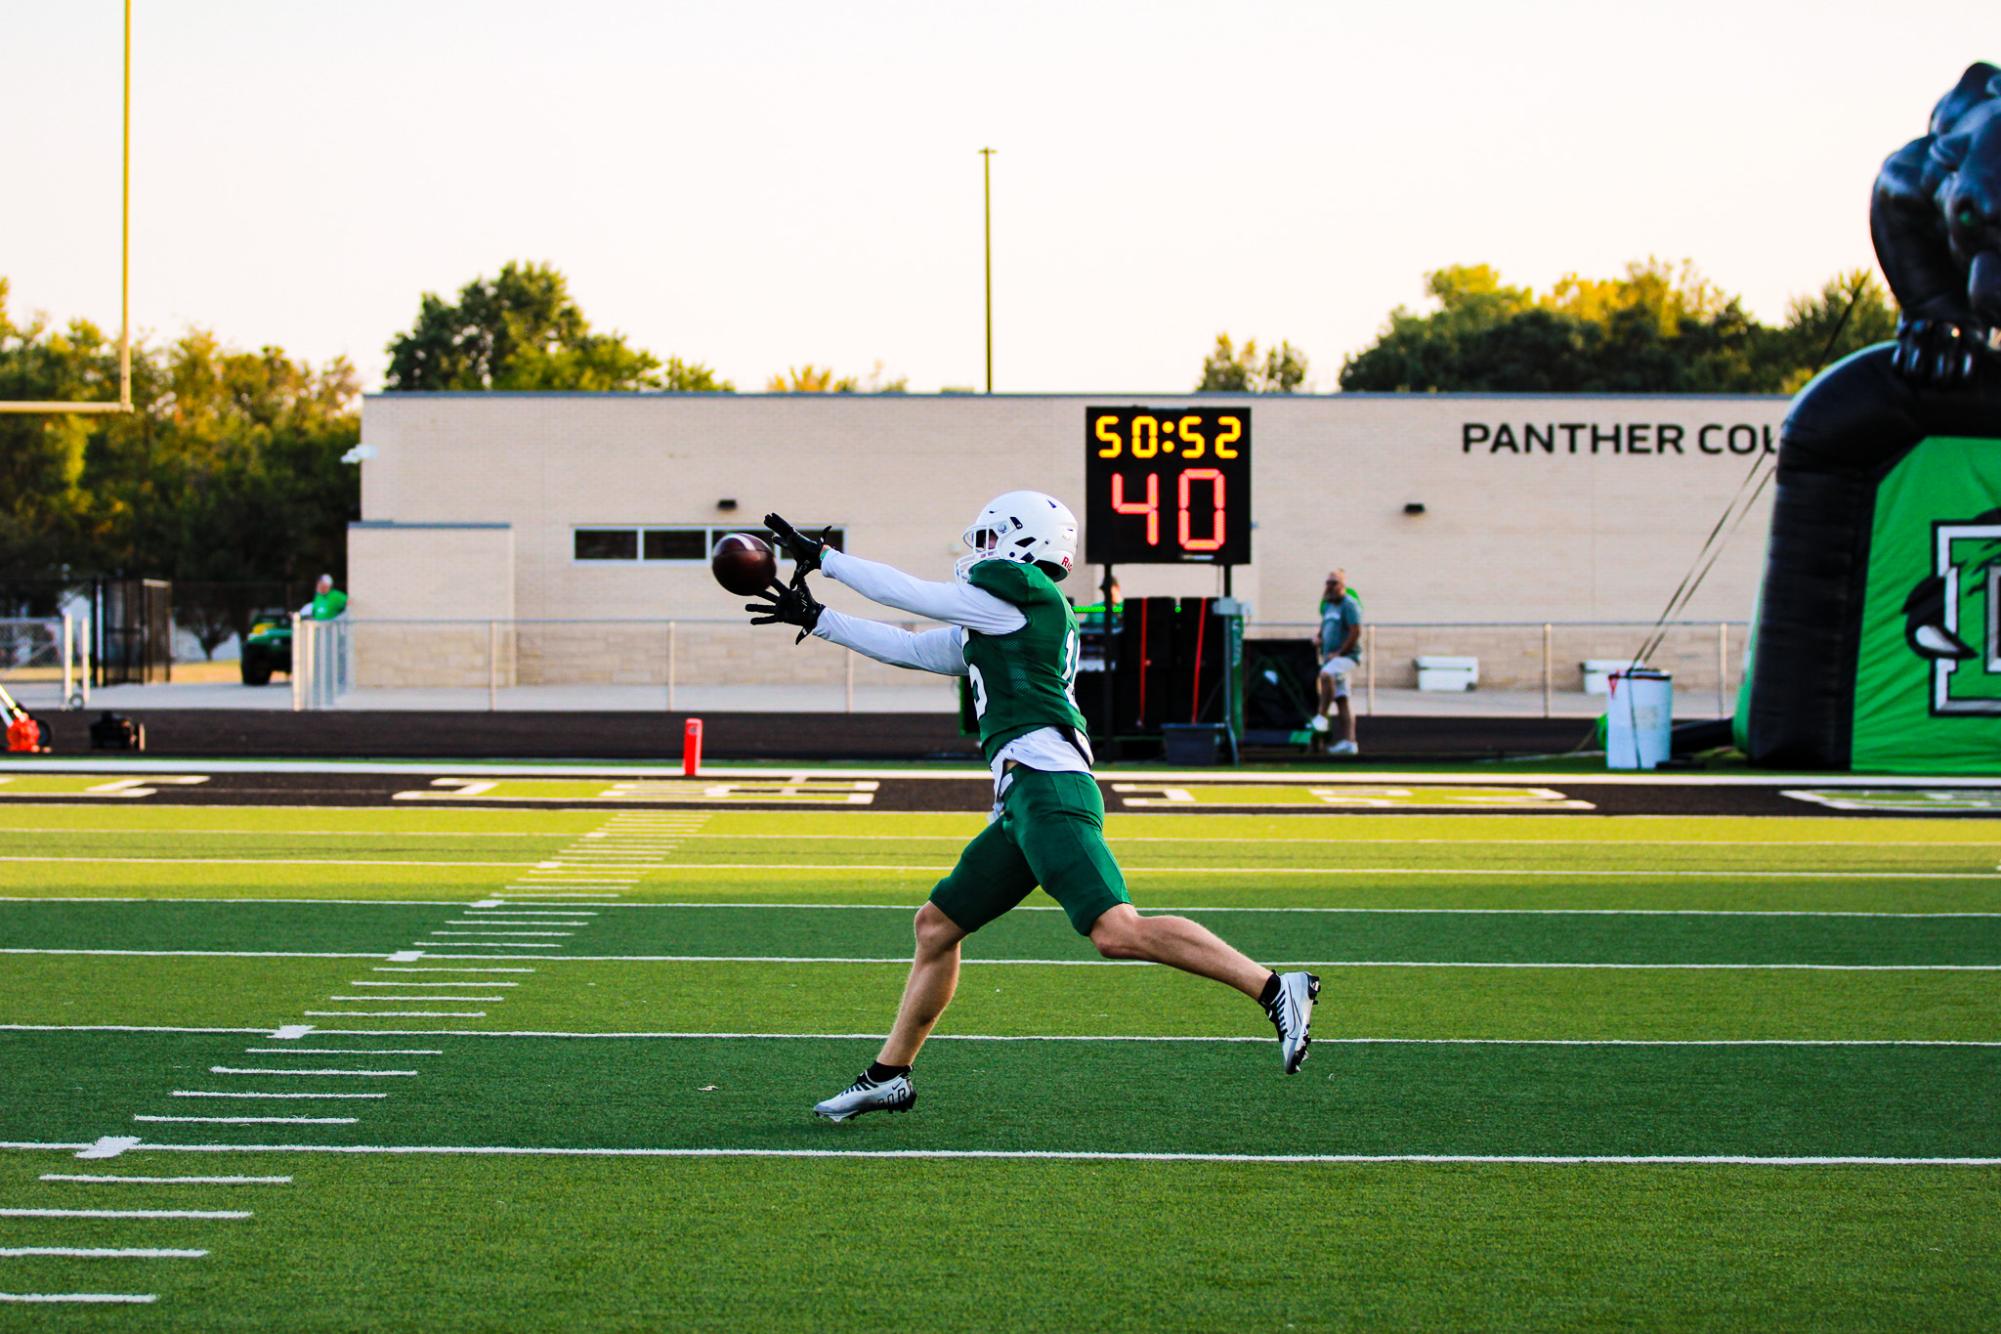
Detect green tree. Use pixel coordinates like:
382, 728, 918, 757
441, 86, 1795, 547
1196, 334, 1309, 392
763, 361, 907, 393
385, 261, 676, 392
0, 279, 118, 584
1766, 271, 1900, 392
1338, 260, 1898, 393
77, 328, 360, 655
660, 357, 734, 392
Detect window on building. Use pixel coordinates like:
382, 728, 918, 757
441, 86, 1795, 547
574, 528, 640, 561
573, 525, 846, 564
642, 528, 710, 561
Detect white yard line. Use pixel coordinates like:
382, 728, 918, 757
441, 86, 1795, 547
0, 1292, 160, 1304
0, 1208, 249, 1219
0, 948, 389, 960
0, 1248, 205, 1259
372, 966, 536, 973
301, 1010, 487, 1017
209, 1067, 418, 1077
352, 980, 524, 992
326, 996, 508, 1003
239, 1049, 439, 1056
132, 1115, 358, 1126
428, 930, 574, 937
0, 856, 530, 868
169, 1091, 387, 1100
40, 1175, 290, 1185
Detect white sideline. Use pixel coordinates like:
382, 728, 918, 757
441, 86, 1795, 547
588, 861, 2001, 880
11, 754, 2001, 784
7, 948, 1993, 968
0, 1248, 204, 1258
334, 954, 2001, 970
5, 1023, 1992, 1047
4, 1143, 1993, 1167
14, 895, 1999, 919
0, 1292, 159, 1304
12, 828, 2000, 849
529, 901, 2001, 920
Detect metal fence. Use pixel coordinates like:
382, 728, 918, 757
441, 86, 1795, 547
0, 616, 92, 709
291, 615, 1750, 715
1255, 619, 1751, 717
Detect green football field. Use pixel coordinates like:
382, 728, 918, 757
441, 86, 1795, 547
1, 796, 1998, 1328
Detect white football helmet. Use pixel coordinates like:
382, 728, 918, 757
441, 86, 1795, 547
957, 490, 1078, 582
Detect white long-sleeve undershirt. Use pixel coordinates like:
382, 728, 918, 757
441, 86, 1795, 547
812, 608, 967, 676
820, 548, 1026, 634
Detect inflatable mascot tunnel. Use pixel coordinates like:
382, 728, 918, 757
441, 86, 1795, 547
1739, 61, 2001, 773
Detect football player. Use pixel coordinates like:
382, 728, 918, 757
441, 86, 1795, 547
748, 493, 1318, 1122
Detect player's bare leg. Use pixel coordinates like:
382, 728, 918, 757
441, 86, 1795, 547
879, 902, 966, 1065
1089, 904, 1321, 1072
1335, 693, 1357, 747
814, 902, 965, 1121
1088, 903, 1266, 994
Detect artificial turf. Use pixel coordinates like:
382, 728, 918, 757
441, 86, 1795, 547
1, 797, 1997, 1328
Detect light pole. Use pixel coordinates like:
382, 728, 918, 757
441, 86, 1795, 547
980, 146, 995, 394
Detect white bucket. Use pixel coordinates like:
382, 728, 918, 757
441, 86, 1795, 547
1606, 669, 1672, 770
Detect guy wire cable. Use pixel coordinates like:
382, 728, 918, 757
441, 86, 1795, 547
1624, 274, 1870, 672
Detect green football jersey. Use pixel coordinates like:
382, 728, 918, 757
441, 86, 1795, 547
963, 559, 1088, 760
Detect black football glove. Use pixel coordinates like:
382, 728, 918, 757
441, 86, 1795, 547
763, 512, 830, 573
745, 570, 824, 644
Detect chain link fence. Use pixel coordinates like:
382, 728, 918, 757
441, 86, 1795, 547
285, 615, 1748, 715
0, 616, 92, 709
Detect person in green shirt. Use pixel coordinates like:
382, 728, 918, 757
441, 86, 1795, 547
746, 497, 1321, 1122
302, 574, 347, 620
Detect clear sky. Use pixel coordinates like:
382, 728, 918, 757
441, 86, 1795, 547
0, 1, 1990, 393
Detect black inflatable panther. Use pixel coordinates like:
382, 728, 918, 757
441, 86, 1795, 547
1872, 61, 2001, 383
1743, 62, 2001, 767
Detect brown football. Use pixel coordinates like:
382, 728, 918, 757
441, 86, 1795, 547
711, 532, 778, 595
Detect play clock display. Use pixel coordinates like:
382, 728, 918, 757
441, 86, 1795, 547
1084, 406, 1252, 565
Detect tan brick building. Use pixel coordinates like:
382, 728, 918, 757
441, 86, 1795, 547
348, 392, 1788, 693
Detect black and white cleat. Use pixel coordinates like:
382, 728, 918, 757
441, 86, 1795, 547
812, 1070, 916, 1123
1265, 972, 1321, 1074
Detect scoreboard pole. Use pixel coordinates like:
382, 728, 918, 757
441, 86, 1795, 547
1100, 562, 1118, 760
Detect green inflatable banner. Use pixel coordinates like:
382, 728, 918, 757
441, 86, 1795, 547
1853, 436, 2001, 771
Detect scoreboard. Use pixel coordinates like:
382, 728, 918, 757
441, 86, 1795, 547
1083, 406, 1252, 566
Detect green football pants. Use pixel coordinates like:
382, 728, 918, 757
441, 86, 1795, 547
929, 766, 1131, 935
